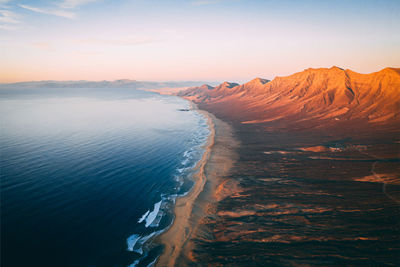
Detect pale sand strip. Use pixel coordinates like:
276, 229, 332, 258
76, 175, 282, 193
156, 103, 238, 266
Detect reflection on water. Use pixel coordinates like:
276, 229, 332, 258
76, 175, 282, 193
0, 88, 210, 267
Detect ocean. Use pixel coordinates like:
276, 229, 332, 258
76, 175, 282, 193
0, 87, 210, 266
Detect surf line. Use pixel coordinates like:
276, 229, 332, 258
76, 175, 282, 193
156, 104, 216, 267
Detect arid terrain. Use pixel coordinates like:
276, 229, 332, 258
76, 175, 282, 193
180, 67, 399, 126
173, 67, 400, 266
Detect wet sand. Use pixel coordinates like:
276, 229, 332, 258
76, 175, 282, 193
156, 104, 238, 266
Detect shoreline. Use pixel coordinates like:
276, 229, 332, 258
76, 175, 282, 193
156, 101, 238, 266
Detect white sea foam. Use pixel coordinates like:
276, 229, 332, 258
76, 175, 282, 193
127, 229, 163, 253
138, 210, 150, 223
127, 234, 141, 252
127, 105, 211, 265
181, 157, 190, 166
177, 168, 186, 173
147, 257, 158, 267
181, 149, 196, 166
148, 202, 167, 227
128, 259, 140, 267
183, 150, 190, 158
145, 200, 162, 227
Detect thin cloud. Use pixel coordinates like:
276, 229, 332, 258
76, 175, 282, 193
19, 4, 76, 19
0, 9, 21, 30
192, 0, 240, 6
0, 0, 12, 6
192, 0, 222, 5
59, 0, 98, 9
17, 0, 98, 19
0, 9, 19, 23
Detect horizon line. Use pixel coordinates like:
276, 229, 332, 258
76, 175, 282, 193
1, 66, 398, 85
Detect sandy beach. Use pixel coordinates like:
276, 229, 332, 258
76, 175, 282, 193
156, 103, 238, 266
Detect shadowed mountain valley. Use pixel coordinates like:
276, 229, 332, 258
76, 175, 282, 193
175, 67, 400, 266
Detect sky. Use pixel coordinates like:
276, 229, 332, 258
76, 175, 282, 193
0, 0, 399, 83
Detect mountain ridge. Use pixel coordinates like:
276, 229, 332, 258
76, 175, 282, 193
178, 67, 400, 126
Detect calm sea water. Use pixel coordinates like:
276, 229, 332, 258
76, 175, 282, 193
0, 88, 210, 266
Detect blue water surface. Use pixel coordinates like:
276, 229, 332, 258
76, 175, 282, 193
0, 88, 209, 266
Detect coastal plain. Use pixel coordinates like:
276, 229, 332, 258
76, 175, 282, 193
158, 67, 400, 266
189, 122, 399, 266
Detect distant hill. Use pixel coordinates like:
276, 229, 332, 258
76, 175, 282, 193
0, 80, 217, 90
178, 67, 400, 126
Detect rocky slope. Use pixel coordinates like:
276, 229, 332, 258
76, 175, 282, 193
178, 67, 400, 126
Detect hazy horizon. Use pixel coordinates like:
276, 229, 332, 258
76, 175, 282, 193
1, 66, 399, 86
1, 0, 399, 83
0, 78, 219, 84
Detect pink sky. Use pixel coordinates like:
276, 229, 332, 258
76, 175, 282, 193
1, 0, 399, 83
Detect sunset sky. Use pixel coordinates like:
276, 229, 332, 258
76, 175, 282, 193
1, 0, 399, 83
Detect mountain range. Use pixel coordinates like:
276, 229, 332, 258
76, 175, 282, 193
0, 79, 217, 90
178, 67, 400, 127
